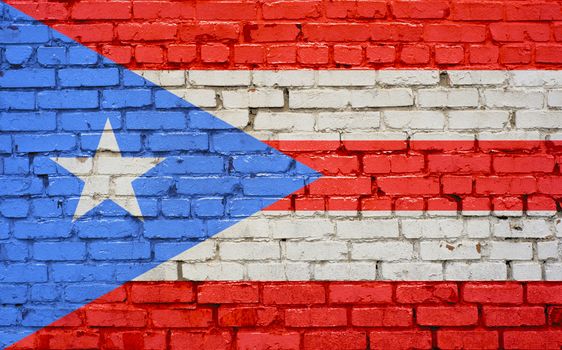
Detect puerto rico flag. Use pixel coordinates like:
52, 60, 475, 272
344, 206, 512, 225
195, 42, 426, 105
1, 0, 562, 349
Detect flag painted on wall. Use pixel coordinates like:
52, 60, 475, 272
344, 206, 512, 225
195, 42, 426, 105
1, 0, 562, 349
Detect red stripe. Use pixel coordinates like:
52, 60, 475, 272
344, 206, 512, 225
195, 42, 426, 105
264, 140, 562, 212
6, 0, 562, 70
10, 281, 562, 349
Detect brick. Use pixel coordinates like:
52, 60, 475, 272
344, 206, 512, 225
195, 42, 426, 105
135, 45, 163, 64
71, 1, 131, 19
262, 1, 321, 19
303, 23, 371, 42
490, 23, 550, 42
179, 23, 239, 42
503, 331, 562, 349
104, 331, 166, 350
451, 2, 503, 20
475, 176, 536, 195
400, 45, 430, 64
237, 332, 300, 350
352, 307, 412, 327
469, 45, 499, 64
370, 331, 432, 350
263, 284, 325, 304
85, 307, 146, 327
437, 330, 499, 350
463, 283, 523, 303
245, 23, 300, 42
484, 306, 545, 326
499, 44, 532, 64
297, 44, 329, 65
267, 45, 297, 64
303, 331, 366, 350
527, 284, 562, 303
170, 331, 232, 350
132, 1, 195, 19
329, 283, 392, 303
442, 176, 472, 195
377, 176, 439, 195
196, 1, 257, 20
285, 308, 347, 327
326, 1, 387, 18
129, 282, 194, 303
435, 45, 464, 64
151, 309, 213, 328
366, 45, 396, 63
218, 307, 277, 327
334, 44, 363, 65
396, 283, 458, 303
425, 24, 486, 42
417, 306, 478, 326
505, 2, 562, 21
234, 44, 265, 64
198, 283, 259, 303
392, 1, 449, 18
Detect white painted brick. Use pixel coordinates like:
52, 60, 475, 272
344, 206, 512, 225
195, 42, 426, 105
483, 90, 544, 108
286, 241, 347, 261
418, 89, 479, 108
545, 263, 562, 280
377, 70, 439, 85
478, 130, 542, 141
351, 89, 414, 107
402, 219, 463, 239
448, 71, 508, 85
289, 89, 350, 109
384, 111, 445, 130
314, 262, 377, 280
557, 220, 562, 238
316, 112, 380, 131
247, 262, 311, 280
420, 241, 481, 260
318, 70, 376, 86
493, 219, 552, 238
342, 132, 408, 142
170, 89, 216, 107
381, 262, 443, 280
465, 219, 491, 238
135, 262, 178, 281
336, 219, 399, 239
351, 242, 413, 261
222, 89, 284, 108
445, 262, 507, 280
537, 241, 559, 260
411, 132, 475, 142
182, 262, 245, 280
253, 70, 315, 87
512, 262, 542, 281
489, 241, 533, 260
224, 218, 271, 239
189, 70, 251, 86
448, 111, 509, 130
547, 90, 562, 107
254, 112, 315, 131
211, 109, 250, 129
269, 218, 335, 239
219, 242, 280, 260
135, 70, 185, 87
516, 111, 562, 129
510, 70, 562, 87
173, 240, 215, 261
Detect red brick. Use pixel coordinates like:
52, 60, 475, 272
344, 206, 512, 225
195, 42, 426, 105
334, 44, 363, 65
104, 331, 166, 350
309, 177, 372, 196
505, 2, 562, 21
297, 155, 359, 175
150, 309, 213, 328
37, 331, 100, 350
237, 332, 300, 350
527, 284, 562, 304
327, 197, 359, 211
263, 283, 325, 305
537, 45, 562, 64
494, 155, 555, 173
442, 176, 473, 194
555, 24, 562, 41
363, 155, 391, 174
428, 154, 491, 173
295, 197, 325, 211
179, 23, 239, 42
285, 308, 347, 327
326, 1, 387, 19
469, 45, 499, 64
548, 306, 562, 326
366, 46, 396, 63
437, 330, 499, 350
400, 45, 430, 64
377, 176, 439, 195
53, 24, 114, 43
135, 46, 164, 64
396, 283, 458, 303
329, 283, 393, 304
361, 197, 392, 211
168, 45, 197, 63
9, 2, 69, 20
129, 282, 194, 304
201, 44, 229, 63
463, 283, 523, 303
133, 1, 195, 19
371, 23, 423, 42
392, 1, 449, 19
85, 306, 147, 327
71, 1, 131, 19
170, 331, 232, 350
218, 307, 277, 327
198, 283, 259, 303
490, 23, 550, 42
450, 1, 504, 20
416, 306, 478, 326
196, 1, 257, 20
538, 176, 562, 194
503, 331, 562, 349
462, 197, 491, 211
370, 331, 432, 350
435, 45, 464, 64
245, 23, 300, 42
527, 195, 557, 212
476, 176, 537, 195
427, 197, 457, 211
483, 306, 545, 327
424, 24, 486, 42
352, 307, 413, 327
262, 1, 321, 19
389, 154, 425, 173
102, 45, 132, 65
499, 44, 532, 64
395, 197, 424, 211
303, 331, 366, 350
302, 23, 371, 42
117, 23, 177, 41
267, 45, 297, 64
297, 45, 329, 65
493, 196, 523, 212
234, 44, 265, 64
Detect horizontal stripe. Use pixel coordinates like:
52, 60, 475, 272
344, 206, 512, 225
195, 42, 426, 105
10, 281, 562, 350
6, 0, 562, 70
135, 213, 561, 282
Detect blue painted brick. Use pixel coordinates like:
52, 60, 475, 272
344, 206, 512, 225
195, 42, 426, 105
148, 133, 208, 151
232, 155, 292, 173
0, 135, 11, 153
242, 177, 306, 196
228, 198, 271, 217
22, 308, 73, 327
154, 242, 196, 261
37, 47, 67, 65
75, 219, 138, 238
0, 69, 55, 88
51, 30, 74, 43
64, 284, 116, 303
207, 219, 238, 234
143, 219, 205, 239
0, 91, 35, 110
3, 157, 29, 174
32, 198, 63, 218
4, 45, 33, 64
193, 198, 224, 217
0, 177, 42, 196
30, 284, 59, 302
89, 242, 151, 260
32, 157, 58, 175
81, 133, 141, 152
126, 111, 186, 130
0, 24, 49, 43
1, 242, 28, 261
68, 46, 98, 65
14, 134, 76, 152
38, 90, 98, 109
58, 68, 119, 87
0, 219, 8, 239
34, 242, 86, 261
176, 177, 240, 195
102, 90, 152, 109
0, 307, 19, 326
60, 112, 121, 131
123, 70, 147, 86
161, 199, 190, 217
154, 90, 191, 108
159, 156, 225, 175
51, 264, 116, 282
13, 221, 71, 239
46, 177, 82, 196
133, 177, 173, 196
0, 263, 48, 282
213, 132, 269, 153
0, 112, 57, 131
92, 199, 158, 218
0, 285, 27, 304
189, 110, 236, 130
0, 198, 29, 217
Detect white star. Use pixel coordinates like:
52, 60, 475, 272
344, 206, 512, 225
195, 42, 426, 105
53, 119, 163, 221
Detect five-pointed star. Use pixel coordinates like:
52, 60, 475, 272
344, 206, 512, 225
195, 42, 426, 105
53, 119, 163, 221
